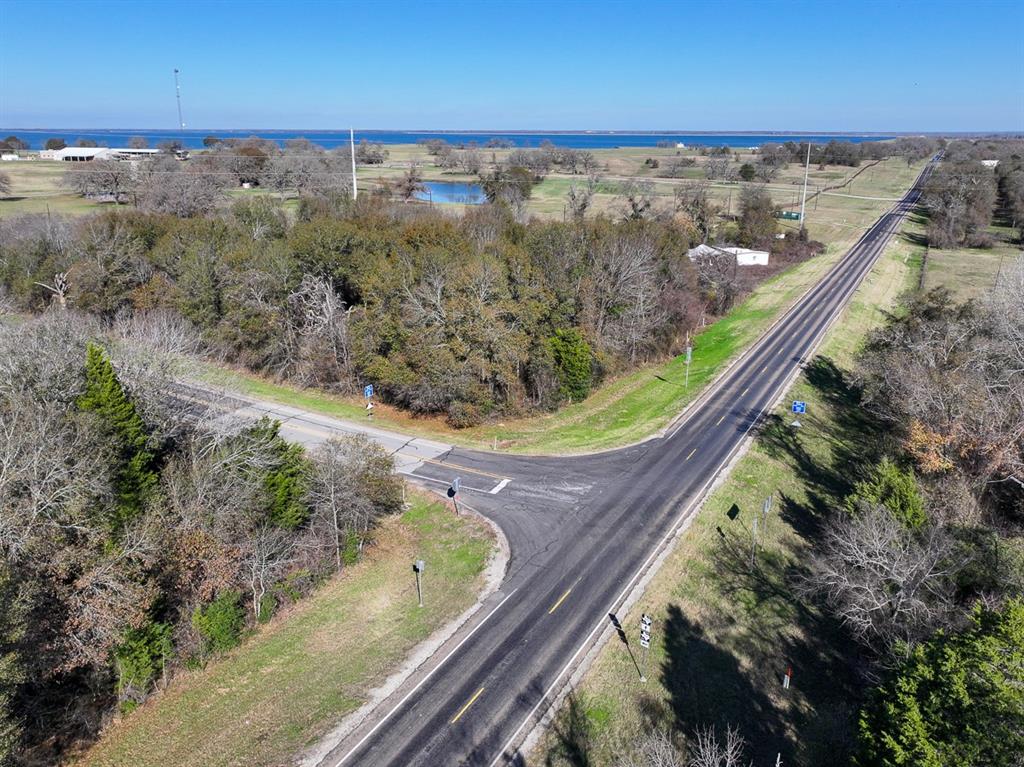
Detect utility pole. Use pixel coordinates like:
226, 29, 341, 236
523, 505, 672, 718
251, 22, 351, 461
750, 516, 758, 567
799, 141, 811, 230
350, 127, 358, 201
173, 69, 185, 129
684, 332, 692, 389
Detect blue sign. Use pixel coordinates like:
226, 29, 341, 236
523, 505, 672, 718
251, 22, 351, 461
364, 384, 374, 399
792, 401, 806, 414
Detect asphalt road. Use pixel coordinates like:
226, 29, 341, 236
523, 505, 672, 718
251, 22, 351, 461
196, 161, 933, 767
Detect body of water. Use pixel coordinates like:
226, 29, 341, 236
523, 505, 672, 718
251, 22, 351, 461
1, 128, 896, 151
416, 181, 486, 205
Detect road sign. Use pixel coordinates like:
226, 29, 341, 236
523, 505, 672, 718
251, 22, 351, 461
414, 559, 425, 572
792, 400, 806, 414
777, 210, 802, 221
684, 346, 692, 365
446, 477, 461, 499
364, 384, 374, 399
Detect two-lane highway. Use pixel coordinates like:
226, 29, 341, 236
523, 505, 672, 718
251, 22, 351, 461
205, 161, 932, 767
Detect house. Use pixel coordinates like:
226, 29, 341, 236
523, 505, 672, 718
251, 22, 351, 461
981, 159, 999, 168
0, 153, 20, 162
686, 243, 770, 266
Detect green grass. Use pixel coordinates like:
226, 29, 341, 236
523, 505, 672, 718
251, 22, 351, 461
532, 212, 926, 766
76, 494, 494, 767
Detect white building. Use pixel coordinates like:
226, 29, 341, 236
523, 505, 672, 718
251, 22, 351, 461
0, 153, 20, 162
686, 243, 770, 266
980, 159, 999, 168
45, 147, 114, 162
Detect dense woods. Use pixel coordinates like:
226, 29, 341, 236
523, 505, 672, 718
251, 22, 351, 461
798, 260, 1024, 764
0, 313, 403, 763
1, 188, 817, 427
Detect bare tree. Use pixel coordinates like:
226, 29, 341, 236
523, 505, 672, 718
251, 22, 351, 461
687, 724, 749, 767
615, 727, 684, 767
0, 171, 10, 198
620, 180, 656, 220
800, 505, 960, 650
127, 136, 148, 149
62, 160, 134, 204
242, 523, 295, 620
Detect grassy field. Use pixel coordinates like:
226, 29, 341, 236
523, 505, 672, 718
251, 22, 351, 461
0, 159, 103, 216
532, 213, 928, 766
920, 223, 1022, 300
75, 493, 495, 767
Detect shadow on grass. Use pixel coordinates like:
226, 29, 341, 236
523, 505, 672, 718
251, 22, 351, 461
757, 356, 892, 539
543, 690, 595, 767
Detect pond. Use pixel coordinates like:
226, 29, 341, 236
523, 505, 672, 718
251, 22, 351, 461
415, 181, 486, 205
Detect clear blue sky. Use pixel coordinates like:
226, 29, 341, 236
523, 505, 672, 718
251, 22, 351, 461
1, 0, 1021, 131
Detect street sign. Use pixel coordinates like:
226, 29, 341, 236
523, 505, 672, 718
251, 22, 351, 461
791, 400, 806, 414
777, 210, 802, 221
414, 559, 425, 572
446, 477, 461, 499
364, 384, 374, 399
684, 346, 692, 365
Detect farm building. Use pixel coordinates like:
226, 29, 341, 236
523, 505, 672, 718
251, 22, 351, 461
686, 244, 770, 266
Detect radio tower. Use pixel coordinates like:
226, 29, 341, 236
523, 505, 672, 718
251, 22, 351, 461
173, 69, 186, 129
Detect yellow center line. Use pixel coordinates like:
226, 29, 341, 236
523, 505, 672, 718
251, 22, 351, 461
686, 448, 697, 461
716, 414, 727, 426
450, 687, 485, 724
548, 577, 582, 615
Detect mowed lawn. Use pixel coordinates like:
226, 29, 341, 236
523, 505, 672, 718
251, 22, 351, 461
76, 494, 495, 767
921, 223, 1021, 300
532, 214, 926, 766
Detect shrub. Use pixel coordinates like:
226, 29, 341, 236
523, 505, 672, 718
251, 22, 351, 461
846, 458, 927, 528
192, 591, 245, 654
446, 400, 484, 429
114, 620, 172, 702
548, 329, 593, 402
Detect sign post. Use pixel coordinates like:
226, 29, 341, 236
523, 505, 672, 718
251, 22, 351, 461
413, 559, 425, 607
365, 384, 375, 418
791, 400, 806, 428
639, 613, 653, 682
446, 477, 461, 515
684, 344, 693, 389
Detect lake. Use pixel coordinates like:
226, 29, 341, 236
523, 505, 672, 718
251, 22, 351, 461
0, 128, 897, 151
416, 181, 486, 205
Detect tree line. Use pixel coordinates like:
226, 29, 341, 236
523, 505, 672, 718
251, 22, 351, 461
1, 186, 816, 427
0, 311, 404, 765
798, 261, 1024, 764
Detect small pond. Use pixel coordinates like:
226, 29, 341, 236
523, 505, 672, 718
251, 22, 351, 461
415, 181, 486, 205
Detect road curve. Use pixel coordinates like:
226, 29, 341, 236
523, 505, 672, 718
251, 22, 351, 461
288, 160, 934, 767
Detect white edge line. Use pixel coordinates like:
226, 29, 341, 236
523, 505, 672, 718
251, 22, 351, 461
331, 588, 518, 767
489, 478, 511, 495
489, 180, 921, 767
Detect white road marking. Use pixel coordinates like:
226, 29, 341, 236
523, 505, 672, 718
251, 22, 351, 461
490, 478, 511, 495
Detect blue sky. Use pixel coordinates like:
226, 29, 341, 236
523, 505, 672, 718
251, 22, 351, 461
1, 0, 1021, 131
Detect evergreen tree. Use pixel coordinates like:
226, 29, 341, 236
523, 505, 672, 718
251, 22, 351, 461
77, 343, 158, 532
246, 418, 310, 530
846, 458, 927, 528
548, 329, 593, 402
857, 599, 1024, 766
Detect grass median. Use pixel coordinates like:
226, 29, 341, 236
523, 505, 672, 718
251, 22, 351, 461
76, 492, 495, 767
532, 214, 926, 766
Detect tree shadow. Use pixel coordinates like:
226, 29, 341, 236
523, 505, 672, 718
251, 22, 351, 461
543, 689, 595, 767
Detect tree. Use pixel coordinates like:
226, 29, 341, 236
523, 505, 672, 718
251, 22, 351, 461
738, 163, 756, 181
202, 135, 221, 148
620, 180, 655, 220
127, 136, 149, 149
674, 181, 718, 243
801, 504, 958, 649
44, 138, 66, 151
737, 186, 776, 247
62, 160, 134, 204
396, 164, 426, 202
549, 328, 593, 402
856, 599, 1024, 767
847, 458, 927, 528
0, 171, 10, 198
77, 342, 158, 533
354, 139, 388, 165
687, 724, 750, 767
1, 135, 28, 151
